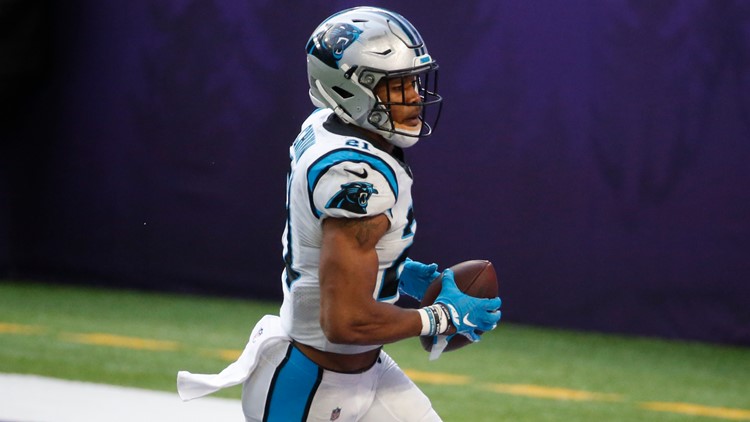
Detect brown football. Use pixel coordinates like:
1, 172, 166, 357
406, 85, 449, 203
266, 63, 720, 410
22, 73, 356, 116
419, 260, 499, 352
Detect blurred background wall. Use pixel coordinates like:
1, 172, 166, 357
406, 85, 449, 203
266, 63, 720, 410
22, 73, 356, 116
1, 0, 749, 345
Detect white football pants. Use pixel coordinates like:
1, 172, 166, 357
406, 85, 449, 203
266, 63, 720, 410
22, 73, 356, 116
241, 340, 442, 421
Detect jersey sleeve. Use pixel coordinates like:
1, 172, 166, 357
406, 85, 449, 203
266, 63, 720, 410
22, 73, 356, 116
307, 150, 399, 219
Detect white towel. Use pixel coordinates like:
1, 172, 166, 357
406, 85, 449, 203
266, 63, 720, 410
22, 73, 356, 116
177, 314, 290, 401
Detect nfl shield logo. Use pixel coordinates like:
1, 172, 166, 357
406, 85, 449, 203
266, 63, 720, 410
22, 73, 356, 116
330, 407, 341, 421
251, 327, 264, 343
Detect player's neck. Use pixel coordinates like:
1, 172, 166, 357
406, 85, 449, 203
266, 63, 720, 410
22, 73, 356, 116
327, 114, 396, 155
348, 123, 395, 154
368, 133, 395, 154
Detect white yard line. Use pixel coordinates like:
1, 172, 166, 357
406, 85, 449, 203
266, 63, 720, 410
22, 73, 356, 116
0, 373, 243, 422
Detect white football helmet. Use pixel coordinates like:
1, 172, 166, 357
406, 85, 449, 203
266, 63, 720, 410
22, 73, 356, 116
306, 7, 443, 148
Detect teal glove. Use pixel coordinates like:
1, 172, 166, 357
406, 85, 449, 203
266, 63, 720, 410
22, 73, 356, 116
398, 258, 440, 301
434, 269, 502, 341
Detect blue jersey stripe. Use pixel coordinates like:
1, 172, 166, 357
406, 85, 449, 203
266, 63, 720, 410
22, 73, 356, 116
264, 345, 323, 421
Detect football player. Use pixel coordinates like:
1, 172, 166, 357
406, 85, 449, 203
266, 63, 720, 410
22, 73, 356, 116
178, 7, 502, 421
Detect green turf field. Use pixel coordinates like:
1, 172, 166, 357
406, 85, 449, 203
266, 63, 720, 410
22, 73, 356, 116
1, 281, 748, 421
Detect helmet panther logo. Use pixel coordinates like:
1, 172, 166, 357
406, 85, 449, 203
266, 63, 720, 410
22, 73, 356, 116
326, 182, 378, 214
308, 23, 363, 68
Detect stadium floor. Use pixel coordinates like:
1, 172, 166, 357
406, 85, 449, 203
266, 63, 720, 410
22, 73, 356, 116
0, 373, 243, 422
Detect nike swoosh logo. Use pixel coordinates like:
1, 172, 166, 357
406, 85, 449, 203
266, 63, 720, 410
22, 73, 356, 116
463, 314, 477, 328
345, 168, 368, 178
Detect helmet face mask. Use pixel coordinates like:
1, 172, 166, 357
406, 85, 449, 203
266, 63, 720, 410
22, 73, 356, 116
364, 64, 441, 143
306, 7, 443, 148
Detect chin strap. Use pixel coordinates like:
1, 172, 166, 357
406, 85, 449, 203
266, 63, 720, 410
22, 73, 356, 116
384, 131, 420, 148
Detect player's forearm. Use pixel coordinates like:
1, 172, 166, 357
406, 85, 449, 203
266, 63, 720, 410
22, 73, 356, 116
319, 256, 424, 344
321, 300, 423, 345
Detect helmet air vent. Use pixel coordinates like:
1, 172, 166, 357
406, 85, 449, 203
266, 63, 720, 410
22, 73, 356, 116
332, 86, 354, 99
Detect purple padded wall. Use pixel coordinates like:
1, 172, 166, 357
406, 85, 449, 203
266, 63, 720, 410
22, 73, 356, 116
1, 0, 748, 344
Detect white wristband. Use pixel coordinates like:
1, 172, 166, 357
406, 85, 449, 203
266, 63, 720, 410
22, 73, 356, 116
419, 304, 451, 336
418, 307, 436, 336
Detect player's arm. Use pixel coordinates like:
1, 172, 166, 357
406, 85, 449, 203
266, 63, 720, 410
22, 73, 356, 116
319, 214, 425, 345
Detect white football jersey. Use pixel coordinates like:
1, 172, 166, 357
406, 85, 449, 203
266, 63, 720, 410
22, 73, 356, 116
279, 109, 417, 354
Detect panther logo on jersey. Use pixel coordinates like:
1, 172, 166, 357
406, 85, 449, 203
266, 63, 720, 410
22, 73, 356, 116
326, 182, 378, 214
307, 23, 363, 68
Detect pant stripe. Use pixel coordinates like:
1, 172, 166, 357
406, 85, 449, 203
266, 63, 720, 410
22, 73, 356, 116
263, 344, 323, 421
